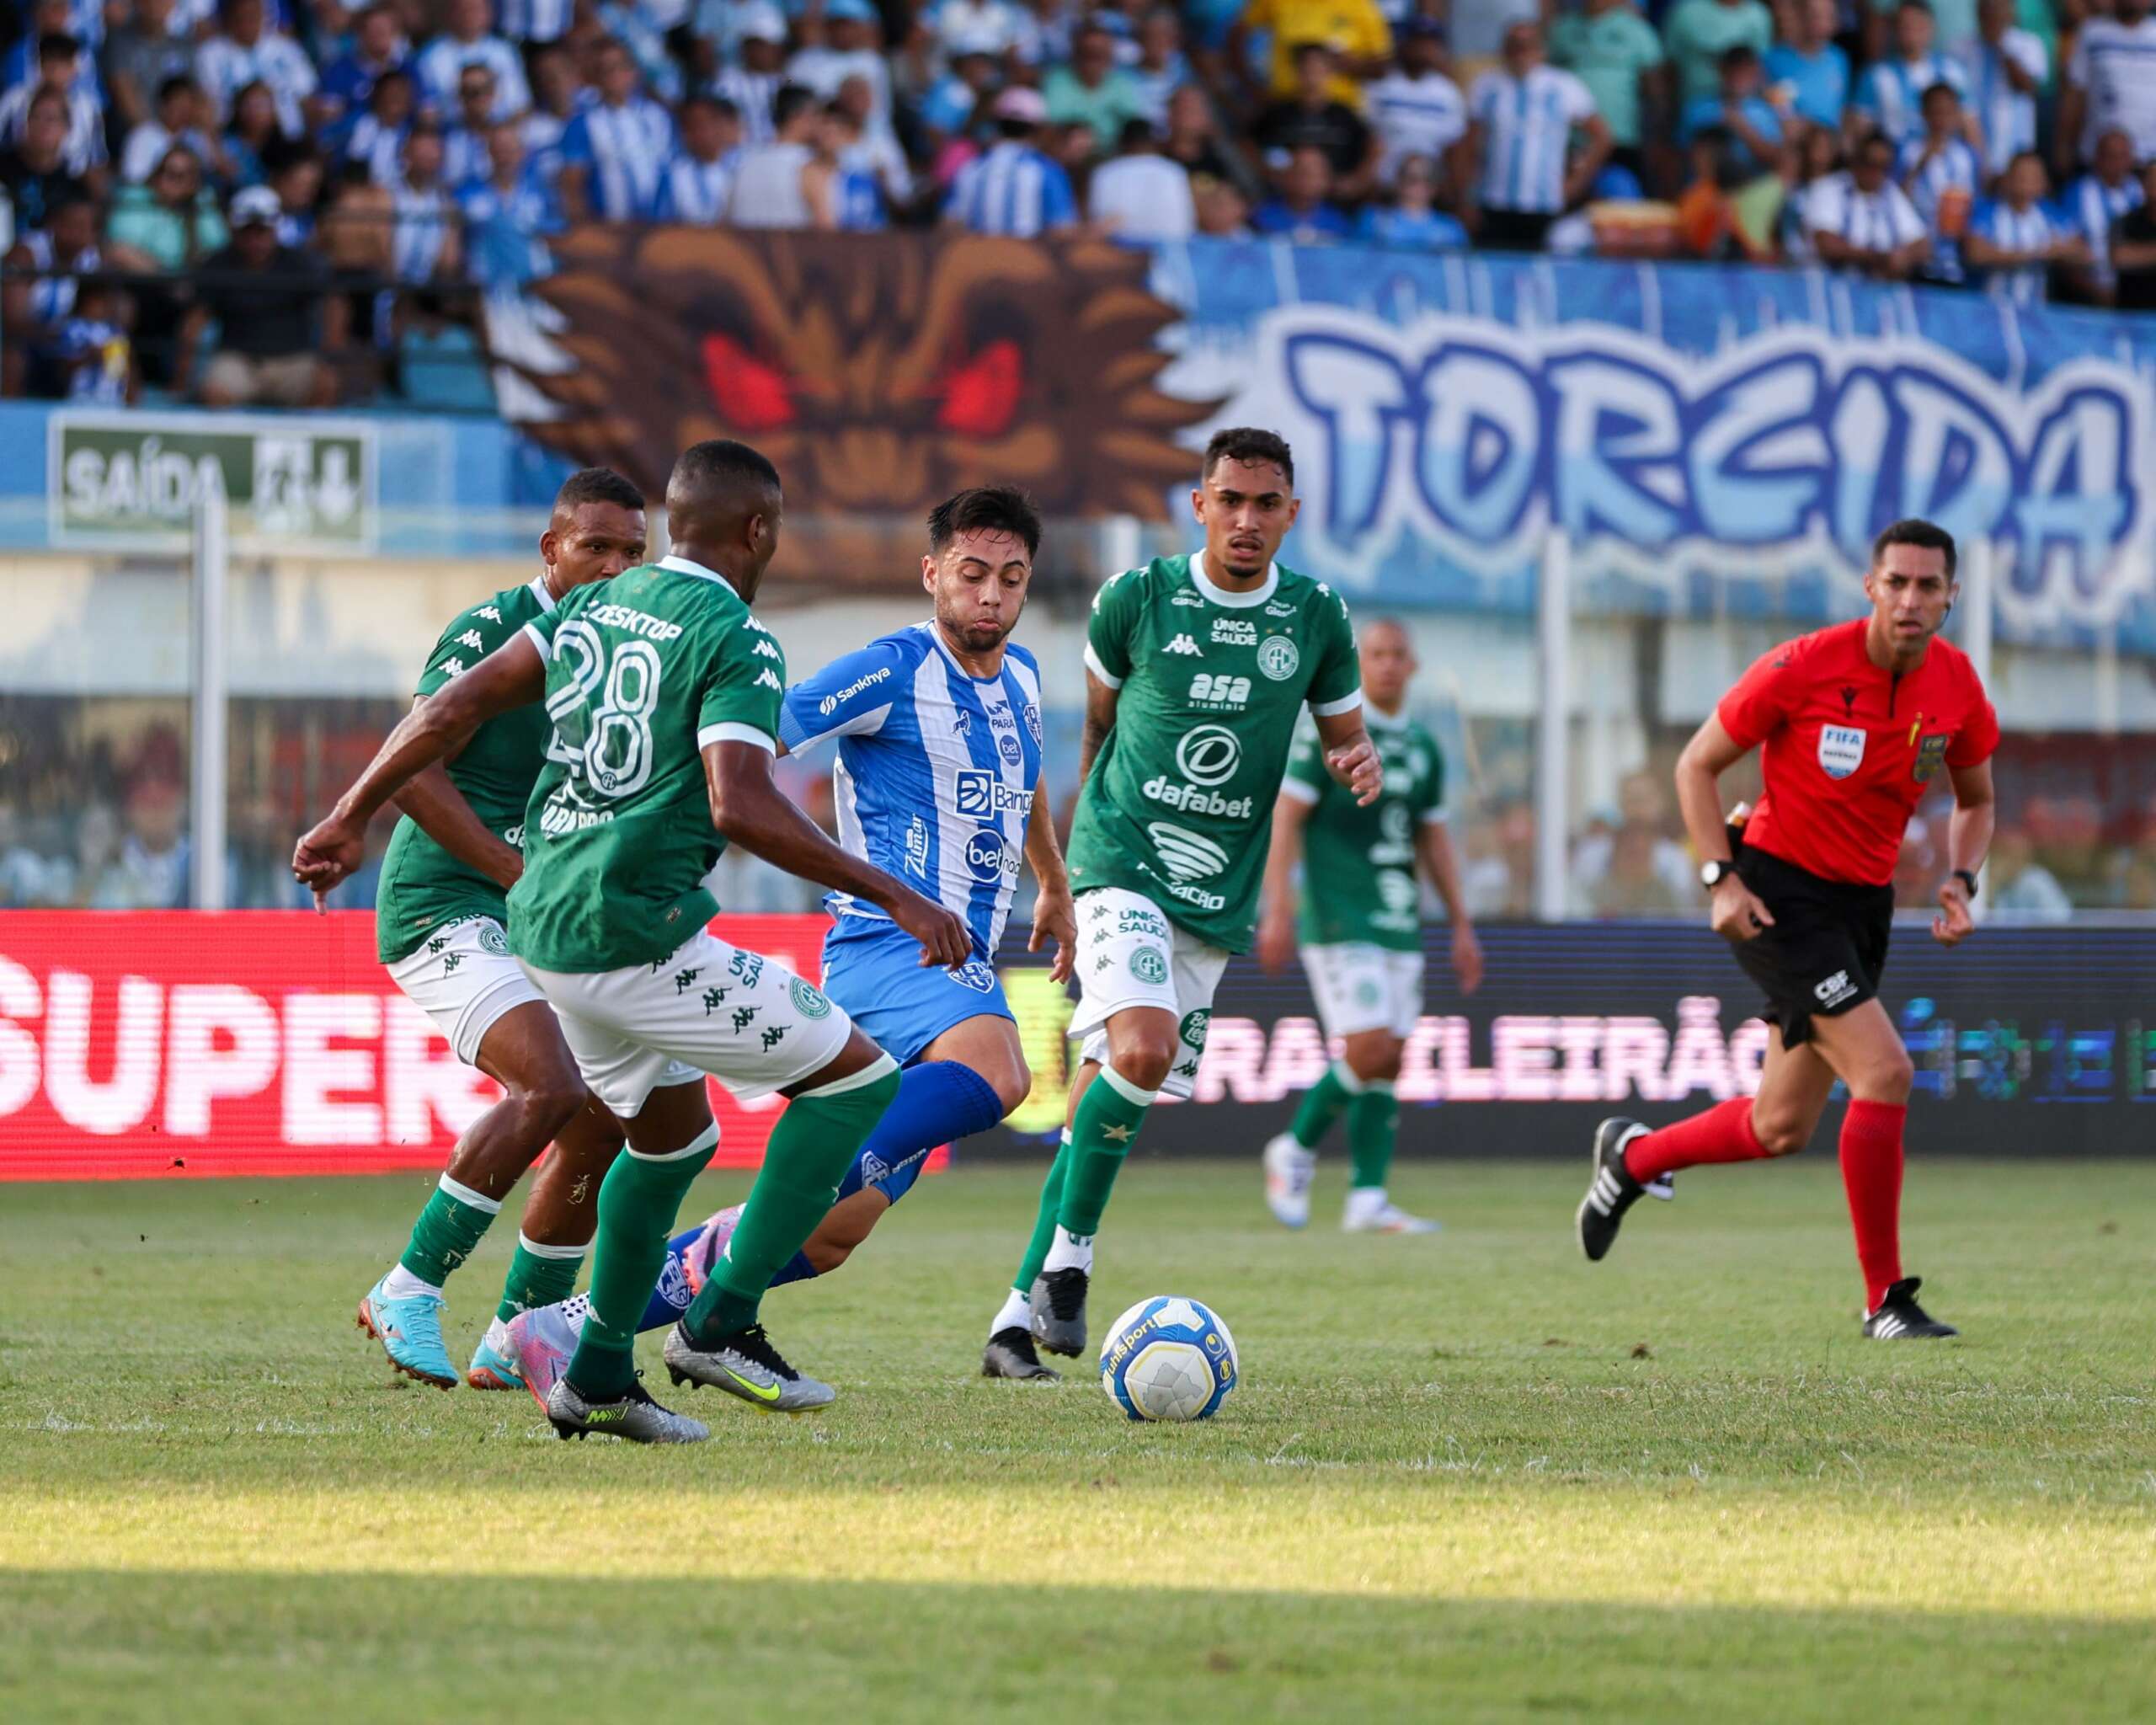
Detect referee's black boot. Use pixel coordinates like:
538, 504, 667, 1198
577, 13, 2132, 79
1575, 1117, 1671, 1261
1862, 1276, 1959, 1339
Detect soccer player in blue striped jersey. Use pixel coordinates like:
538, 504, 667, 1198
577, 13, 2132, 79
499, 485, 1081, 1398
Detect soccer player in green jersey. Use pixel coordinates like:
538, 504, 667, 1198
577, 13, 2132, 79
357, 467, 649, 1393
981, 426, 1383, 1381
299, 441, 969, 1443
1257, 617, 1484, 1234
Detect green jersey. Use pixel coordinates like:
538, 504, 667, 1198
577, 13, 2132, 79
507, 555, 787, 974
1282, 706, 1445, 952
375, 576, 558, 964
1066, 551, 1362, 952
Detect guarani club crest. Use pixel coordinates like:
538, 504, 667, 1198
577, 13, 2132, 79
490, 230, 1219, 532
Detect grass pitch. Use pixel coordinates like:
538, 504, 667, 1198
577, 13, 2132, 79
3, 1156, 2153, 1723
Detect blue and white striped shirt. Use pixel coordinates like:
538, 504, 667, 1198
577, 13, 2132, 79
654, 149, 734, 223
560, 97, 676, 219
1970, 198, 2060, 306
712, 67, 782, 147
2068, 17, 2156, 162
781, 624, 1045, 961
18, 230, 98, 323
415, 35, 531, 120
342, 114, 411, 186
1467, 64, 1595, 215
497, 0, 577, 43
943, 140, 1076, 236
457, 163, 562, 286
391, 179, 456, 282
1852, 51, 1968, 147
1959, 29, 2045, 177
2066, 172, 2144, 289
1898, 133, 1983, 281
442, 123, 491, 190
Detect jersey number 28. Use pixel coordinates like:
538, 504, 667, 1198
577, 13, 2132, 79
545, 622, 663, 800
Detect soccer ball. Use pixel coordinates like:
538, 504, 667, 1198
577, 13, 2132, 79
1099, 1295, 1238, 1422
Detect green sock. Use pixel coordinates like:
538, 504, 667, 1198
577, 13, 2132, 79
1012, 1129, 1074, 1295
565, 1126, 718, 1399
494, 1235, 584, 1323
1289, 1061, 1358, 1151
398, 1176, 500, 1289
1348, 1081, 1400, 1191
1055, 1066, 1156, 1239
686, 1059, 901, 1342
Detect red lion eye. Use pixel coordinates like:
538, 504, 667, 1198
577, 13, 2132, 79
937, 339, 1022, 439
701, 333, 796, 431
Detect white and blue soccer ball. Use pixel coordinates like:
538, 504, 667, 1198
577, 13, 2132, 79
1099, 1295, 1238, 1422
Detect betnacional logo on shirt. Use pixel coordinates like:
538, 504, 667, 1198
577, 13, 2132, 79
1817, 724, 1866, 780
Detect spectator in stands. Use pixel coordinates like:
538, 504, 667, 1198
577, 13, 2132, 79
728, 81, 837, 227
1763, 0, 1848, 133
339, 64, 414, 185
789, 0, 893, 126
596, 0, 685, 104
179, 183, 334, 405
1252, 142, 1348, 241
102, 0, 198, 146
1231, 0, 1390, 107
88, 780, 189, 910
1900, 77, 1981, 283
1192, 171, 1251, 237
520, 42, 581, 177
1162, 83, 1232, 183
824, 99, 888, 229
1255, 40, 1374, 196
459, 117, 563, 285
195, 0, 316, 140
1961, 0, 2043, 182
655, 92, 739, 223
48, 276, 133, 403
928, 0, 1023, 62
222, 78, 291, 188
558, 36, 675, 221
269, 147, 321, 246
442, 64, 498, 188
1045, 18, 1146, 159
835, 72, 911, 210
1777, 120, 1842, 260
2059, 0, 2156, 174
1357, 150, 1466, 250
416, 0, 531, 122
1662, 0, 1773, 111
1987, 825, 2073, 921
390, 123, 462, 286
1804, 127, 1929, 277
1088, 115, 1193, 240
1365, 19, 1464, 194
315, 5, 408, 132
500, 0, 577, 47
122, 74, 217, 184
1011, 0, 1084, 74
2063, 129, 2145, 307
918, 40, 998, 163
0, 88, 89, 231
1465, 21, 1608, 254
1127, 8, 1187, 131
3, 192, 101, 395
1680, 45, 1784, 181
942, 85, 1075, 235
1963, 150, 2081, 305
0, 34, 107, 182
1572, 770, 1693, 916
1550, 0, 1668, 192
713, 6, 787, 147
1852, 0, 1968, 149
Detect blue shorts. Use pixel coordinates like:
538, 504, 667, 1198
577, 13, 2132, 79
819, 913, 1014, 1067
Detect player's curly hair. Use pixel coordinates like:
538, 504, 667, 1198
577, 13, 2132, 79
927, 485, 1043, 558
1203, 427, 1294, 489
553, 466, 645, 515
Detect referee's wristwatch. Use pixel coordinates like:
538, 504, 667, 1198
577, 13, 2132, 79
1700, 859, 1737, 890
1950, 868, 1979, 899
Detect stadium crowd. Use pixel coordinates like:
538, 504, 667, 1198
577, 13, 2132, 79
0, 0, 2151, 403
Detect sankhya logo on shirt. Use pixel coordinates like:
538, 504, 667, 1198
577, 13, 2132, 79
819, 665, 890, 714
1164, 633, 1203, 656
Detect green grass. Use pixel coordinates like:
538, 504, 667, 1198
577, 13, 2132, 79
3, 1157, 2153, 1723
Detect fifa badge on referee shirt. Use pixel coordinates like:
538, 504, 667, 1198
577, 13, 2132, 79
1817, 724, 1866, 780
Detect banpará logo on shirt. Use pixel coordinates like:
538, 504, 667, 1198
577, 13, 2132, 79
1817, 724, 1865, 780
955, 769, 1034, 819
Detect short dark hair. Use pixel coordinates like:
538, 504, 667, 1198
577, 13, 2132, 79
668, 439, 782, 510
1203, 426, 1294, 489
554, 466, 645, 516
927, 485, 1043, 559
156, 72, 197, 105
771, 82, 817, 130
37, 30, 78, 61
1872, 517, 1957, 579
1719, 44, 1758, 72
1920, 78, 1960, 106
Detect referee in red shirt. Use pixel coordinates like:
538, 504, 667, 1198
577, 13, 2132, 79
1576, 520, 1999, 1339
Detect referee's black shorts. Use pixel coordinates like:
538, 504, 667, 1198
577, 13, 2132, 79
1727, 846, 1895, 1050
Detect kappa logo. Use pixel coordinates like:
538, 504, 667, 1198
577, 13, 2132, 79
1187, 672, 1251, 710
755, 669, 783, 691
732, 1006, 760, 1032
478, 605, 502, 623
1211, 617, 1258, 646
753, 638, 782, 660
701, 985, 732, 1015
1814, 969, 1859, 1008
674, 967, 702, 994
456, 629, 485, 652
440, 657, 464, 678
1164, 633, 1203, 656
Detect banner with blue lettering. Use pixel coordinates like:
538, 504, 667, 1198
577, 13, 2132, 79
1148, 241, 2156, 653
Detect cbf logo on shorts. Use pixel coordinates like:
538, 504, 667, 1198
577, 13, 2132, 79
1817, 724, 1866, 780
1813, 969, 1858, 1008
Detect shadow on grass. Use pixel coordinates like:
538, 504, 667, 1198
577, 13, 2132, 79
3, 1568, 2148, 1724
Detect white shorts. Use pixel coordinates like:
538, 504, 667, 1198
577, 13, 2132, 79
1302, 942, 1425, 1040
1070, 887, 1230, 1101
518, 928, 856, 1119
384, 916, 547, 1065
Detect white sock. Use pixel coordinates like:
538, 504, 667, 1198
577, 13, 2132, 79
382, 1264, 440, 1300
1043, 1226, 1094, 1274
990, 1287, 1032, 1338
560, 1292, 590, 1337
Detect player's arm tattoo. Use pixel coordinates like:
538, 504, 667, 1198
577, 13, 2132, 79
1076, 671, 1120, 784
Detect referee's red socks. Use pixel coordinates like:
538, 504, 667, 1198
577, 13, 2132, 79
1838, 1098, 1906, 1312
1621, 1097, 1767, 1184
